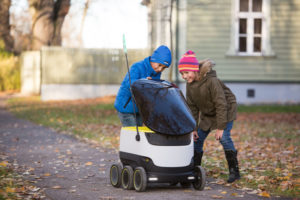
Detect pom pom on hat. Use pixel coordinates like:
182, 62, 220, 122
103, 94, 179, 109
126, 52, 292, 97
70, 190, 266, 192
178, 50, 199, 72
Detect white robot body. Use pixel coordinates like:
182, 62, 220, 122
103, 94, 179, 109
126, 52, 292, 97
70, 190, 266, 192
119, 127, 193, 168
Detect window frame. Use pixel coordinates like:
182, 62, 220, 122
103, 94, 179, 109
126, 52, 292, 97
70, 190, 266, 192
227, 0, 275, 57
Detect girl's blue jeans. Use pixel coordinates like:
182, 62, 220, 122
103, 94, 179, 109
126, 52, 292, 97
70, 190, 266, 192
194, 121, 236, 153
117, 112, 143, 127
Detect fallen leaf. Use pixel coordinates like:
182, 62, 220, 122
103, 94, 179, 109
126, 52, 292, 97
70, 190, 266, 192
257, 176, 265, 181
211, 195, 223, 199
30, 187, 40, 192
246, 174, 254, 180
241, 187, 252, 191
85, 162, 93, 166
280, 181, 290, 191
43, 173, 51, 177
294, 178, 300, 183
16, 186, 26, 193
28, 167, 35, 171
221, 191, 227, 194
5, 187, 16, 193
52, 186, 62, 189
259, 191, 270, 198
247, 190, 258, 194
216, 179, 226, 184
0, 161, 8, 167
275, 168, 281, 173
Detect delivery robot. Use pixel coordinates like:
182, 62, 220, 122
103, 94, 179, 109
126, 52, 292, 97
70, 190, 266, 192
110, 79, 206, 192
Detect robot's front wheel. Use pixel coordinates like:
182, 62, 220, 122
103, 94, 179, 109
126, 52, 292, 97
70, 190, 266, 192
110, 163, 122, 188
193, 166, 206, 190
121, 165, 134, 190
133, 167, 147, 192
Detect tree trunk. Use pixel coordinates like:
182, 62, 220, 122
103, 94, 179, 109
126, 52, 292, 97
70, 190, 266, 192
0, 0, 14, 52
29, 0, 70, 50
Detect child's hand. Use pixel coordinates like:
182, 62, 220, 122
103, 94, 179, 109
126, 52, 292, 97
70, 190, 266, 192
147, 77, 152, 80
192, 131, 199, 141
215, 129, 223, 140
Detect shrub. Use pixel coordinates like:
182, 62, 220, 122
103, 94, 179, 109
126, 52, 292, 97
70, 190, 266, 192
0, 45, 21, 92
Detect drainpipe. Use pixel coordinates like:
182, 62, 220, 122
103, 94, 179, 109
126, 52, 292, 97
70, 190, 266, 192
175, 0, 179, 85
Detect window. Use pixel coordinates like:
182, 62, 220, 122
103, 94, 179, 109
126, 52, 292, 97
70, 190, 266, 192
227, 0, 274, 56
247, 89, 255, 98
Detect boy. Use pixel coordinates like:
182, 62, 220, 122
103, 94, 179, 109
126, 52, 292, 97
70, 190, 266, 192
114, 45, 172, 126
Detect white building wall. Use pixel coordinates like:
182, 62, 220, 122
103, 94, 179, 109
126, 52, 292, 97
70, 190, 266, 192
179, 82, 300, 104
20, 51, 41, 95
41, 84, 120, 101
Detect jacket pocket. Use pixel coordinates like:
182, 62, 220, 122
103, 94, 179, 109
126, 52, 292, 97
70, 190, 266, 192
123, 97, 131, 109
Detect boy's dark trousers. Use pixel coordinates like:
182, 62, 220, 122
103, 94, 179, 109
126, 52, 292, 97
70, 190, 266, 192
194, 151, 203, 166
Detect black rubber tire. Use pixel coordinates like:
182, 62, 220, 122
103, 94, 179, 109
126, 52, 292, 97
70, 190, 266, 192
121, 165, 134, 190
110, 163, 122, 188
193, 166, 206, 191
133, 167, 147, 192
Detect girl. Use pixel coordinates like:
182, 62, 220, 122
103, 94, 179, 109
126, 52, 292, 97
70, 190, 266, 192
178, 50, 240, 183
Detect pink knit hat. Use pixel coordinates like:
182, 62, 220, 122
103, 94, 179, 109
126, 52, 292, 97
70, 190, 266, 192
178, 50, 200, 72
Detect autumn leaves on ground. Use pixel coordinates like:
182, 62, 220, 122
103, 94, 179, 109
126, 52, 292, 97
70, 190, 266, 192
2, 96, 300, 199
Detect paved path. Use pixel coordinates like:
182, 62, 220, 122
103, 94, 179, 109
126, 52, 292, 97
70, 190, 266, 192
0, 96, 268, 200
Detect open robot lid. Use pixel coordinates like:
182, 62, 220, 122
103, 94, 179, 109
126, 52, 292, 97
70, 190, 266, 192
131, 79, 196, 136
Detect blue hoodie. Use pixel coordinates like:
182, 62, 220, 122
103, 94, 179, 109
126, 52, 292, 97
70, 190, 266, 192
115, 45, 172, 114
114, 57, 161, 113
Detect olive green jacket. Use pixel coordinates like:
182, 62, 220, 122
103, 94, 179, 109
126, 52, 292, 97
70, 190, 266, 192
186, 66, 237, 131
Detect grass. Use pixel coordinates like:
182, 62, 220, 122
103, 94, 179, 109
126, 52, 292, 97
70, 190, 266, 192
6, 96, 300, 198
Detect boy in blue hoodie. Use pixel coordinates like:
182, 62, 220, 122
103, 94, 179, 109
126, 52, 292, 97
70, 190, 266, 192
114, 45, 172, 126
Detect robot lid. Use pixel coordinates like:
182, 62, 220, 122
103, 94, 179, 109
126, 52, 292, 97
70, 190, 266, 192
131, 79, 196, 136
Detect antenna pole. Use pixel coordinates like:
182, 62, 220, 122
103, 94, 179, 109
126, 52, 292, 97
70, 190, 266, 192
123, 34, 140, 141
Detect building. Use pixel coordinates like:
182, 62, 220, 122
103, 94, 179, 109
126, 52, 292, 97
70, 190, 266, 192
144, 0, 300, 104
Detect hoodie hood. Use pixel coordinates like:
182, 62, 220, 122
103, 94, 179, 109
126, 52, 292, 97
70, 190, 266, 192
150, 45, 172, 67
198, 59, 216, 80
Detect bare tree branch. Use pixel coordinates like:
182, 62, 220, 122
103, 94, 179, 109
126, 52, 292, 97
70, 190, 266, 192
79, 0, 90, 46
